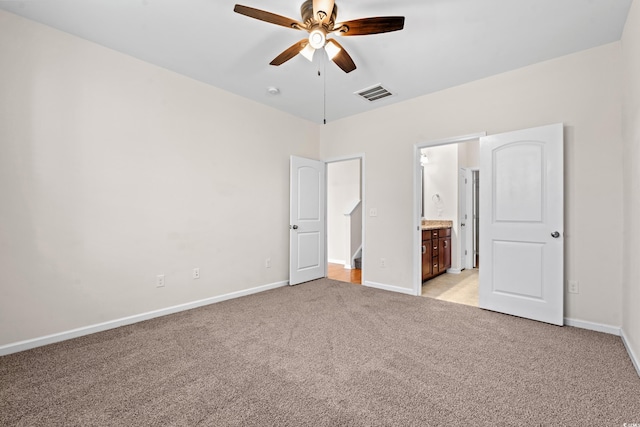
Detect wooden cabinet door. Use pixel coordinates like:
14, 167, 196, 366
444, 237, 451, 269
438, 238, 446, 273
422, 236, 432, 281
438, 236, 452, 273
421, 230, 437, 282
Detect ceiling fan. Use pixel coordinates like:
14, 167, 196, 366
233, 0, 405, 73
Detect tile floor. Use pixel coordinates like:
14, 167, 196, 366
421, 268, 479, 307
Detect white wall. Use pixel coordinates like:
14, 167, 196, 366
320, 42, 624, 328
422, 145, 458, 221
621, 0, 640, 371
0, 11, 319, 346
458, 140, 480, 168
327, 159, 361, 264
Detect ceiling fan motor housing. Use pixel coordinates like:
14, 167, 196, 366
300, 0, 337, 29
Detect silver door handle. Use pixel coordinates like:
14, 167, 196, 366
551, 231, 560, 238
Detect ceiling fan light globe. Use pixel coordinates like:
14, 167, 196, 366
300, 44, 316, 62
308, 28, 326, 49
325, 40, 341, 60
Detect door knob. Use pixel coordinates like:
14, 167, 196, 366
461, 223, 466, 227
291, 225, 299, 230
551, 231, 560, 238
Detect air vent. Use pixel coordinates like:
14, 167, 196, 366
355, 84, 393, 102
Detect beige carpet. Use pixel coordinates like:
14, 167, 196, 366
422, 268, 479, 306
1, 279, 639, 426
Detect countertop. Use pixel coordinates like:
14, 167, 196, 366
421, 220, 453, 230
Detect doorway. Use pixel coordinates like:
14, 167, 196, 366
413, 132, 486, 300
326, 157, 363, 284
418, 140, 481, 306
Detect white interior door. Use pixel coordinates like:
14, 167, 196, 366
459, 168, 472, 270
290, 156, 326, 285
479, 123, 564, 325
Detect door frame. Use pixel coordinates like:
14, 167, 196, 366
413, 133, 486, 296
324, 153, 366, 284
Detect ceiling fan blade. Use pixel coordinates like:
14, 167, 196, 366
270, 39, 309, 66
334, 16, 405, 36
234, 5, 304, 30
313, 0, 335, 23
327, 39, 356, 73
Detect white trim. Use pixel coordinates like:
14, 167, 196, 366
563, 318, 621, 335
344, 200, 361, 216
323, 153, 367, 164
328, 258, 346, 265
621, 329, 640, 378
418, 132, 488, 149
446, 268, 462, 274
364, 281, 416, 296
0, 280, 288, 357
413, 132, 487, 297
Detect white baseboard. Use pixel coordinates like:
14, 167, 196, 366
328, 258, 345, 265
446, 268, 461, 274
364, 281, 416, 296
621, 329, 640, 378
0, 280, 289, 357
563, 318, 621, 336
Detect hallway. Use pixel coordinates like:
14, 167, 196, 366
327, 263, 361, 284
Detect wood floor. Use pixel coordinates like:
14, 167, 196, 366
327, 263, 361, 284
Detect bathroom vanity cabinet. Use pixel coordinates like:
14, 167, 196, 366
421, 227, 451, 282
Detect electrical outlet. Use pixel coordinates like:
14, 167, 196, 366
380, 258, 386, 268
568, 280, 579, 294
193, 268, 200, 279
156, 274, 165, 288
369, 208, 378, 217
265, 258, 272, 268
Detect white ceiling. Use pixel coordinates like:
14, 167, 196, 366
0, 0, 633, 124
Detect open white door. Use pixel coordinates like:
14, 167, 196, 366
459, 168, 472, 270
479, 123, 563, 325
290, 156, 326, 285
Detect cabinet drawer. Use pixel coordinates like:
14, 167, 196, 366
438, 228, 451, 238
